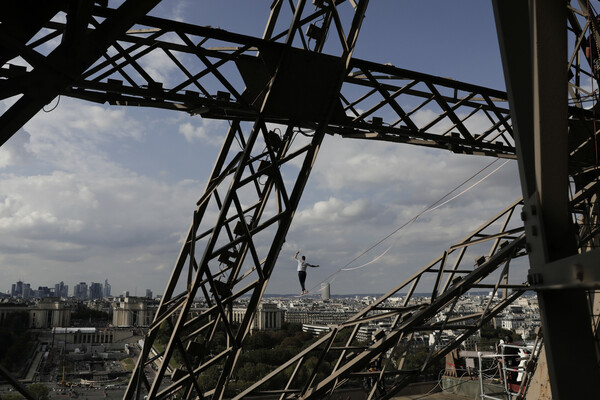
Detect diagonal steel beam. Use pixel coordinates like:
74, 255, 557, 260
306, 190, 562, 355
234, 200, 528, 399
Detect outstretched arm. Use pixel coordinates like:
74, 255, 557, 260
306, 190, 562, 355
309, 263, 320, 268
294, 251, 300, 260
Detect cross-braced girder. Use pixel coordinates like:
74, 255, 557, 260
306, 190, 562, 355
122, 2, 371, 399
0, 0, 517, 159
234, 199, 528, 399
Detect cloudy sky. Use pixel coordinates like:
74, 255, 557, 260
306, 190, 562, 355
0, 1, 524, 296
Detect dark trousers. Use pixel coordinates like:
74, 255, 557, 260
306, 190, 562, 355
298, 271, 307, 291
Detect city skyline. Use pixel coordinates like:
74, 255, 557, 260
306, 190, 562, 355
4, 277, 156, 299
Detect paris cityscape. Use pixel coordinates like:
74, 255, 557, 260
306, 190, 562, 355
0, 277, 540, 399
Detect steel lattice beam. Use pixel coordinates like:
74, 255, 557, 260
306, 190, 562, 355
0, 1, 516, 158
235, 199, 528, 399
0, 0, 163, 146
122, 1, 371, 399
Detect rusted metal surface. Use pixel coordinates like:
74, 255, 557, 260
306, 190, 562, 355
524, 346, 552, 400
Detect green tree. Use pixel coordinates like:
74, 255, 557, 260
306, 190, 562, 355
282, 322, 302, 333
2, 312, 29, 334
392, 343, 444, 381
198, 364, 221, 389
280, 336, 302, 348
245, 332, 273, 349
2, 332, 31, 371
71, 304, 109, 321
237, 362, 272, 382
269, 330, 287, 346
332, 327, 353, 346
28, 384, 49, 400
0, 331, 14, 360
155, 321, 171, 345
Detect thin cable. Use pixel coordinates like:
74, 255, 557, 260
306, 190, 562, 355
340, 217, 419, 272
362, 158, 501, 262
424, 159, 509, 213
343, 161, 510, 274
297, 127, 314, 137
341, 242, 394, 271
305, 158, 508, 293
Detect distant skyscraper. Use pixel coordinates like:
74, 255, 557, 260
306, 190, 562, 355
145, 289, 153, 299
22, 283, 31, 299
54, 281, 68, 298
321, 282, 330, 300
103, 279, 111, 298
13, 281, 23, 297
89, 282, 103, 300
74, 282, 88, 300
37, 286, 51, 298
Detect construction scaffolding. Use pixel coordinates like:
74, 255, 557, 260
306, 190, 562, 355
477, 338, 542, 400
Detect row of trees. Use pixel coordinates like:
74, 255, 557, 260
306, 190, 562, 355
157, 321, 455, 396
70, 303, 110, 322
187, 323, 517, 396
200, 323, 328, 395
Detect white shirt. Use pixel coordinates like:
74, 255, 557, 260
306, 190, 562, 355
297, 257, 311, 272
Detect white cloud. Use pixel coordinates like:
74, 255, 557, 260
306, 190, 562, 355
0, 168, 199, 257
0, 131, 33, 168
311, 134, 519, 202
0, 97, 205, 294
296, 197, 374, 224
25, 98, 142, 142
139, 49, 178, 85
178, 119, 226, 145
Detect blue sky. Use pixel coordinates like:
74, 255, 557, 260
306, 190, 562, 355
0, 1, 523, 296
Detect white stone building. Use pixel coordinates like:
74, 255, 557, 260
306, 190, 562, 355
112, 297, 158, 327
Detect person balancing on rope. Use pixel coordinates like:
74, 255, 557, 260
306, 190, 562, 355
295, 250, 320, 295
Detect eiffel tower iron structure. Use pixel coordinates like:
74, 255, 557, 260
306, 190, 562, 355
1, 1, 600, 399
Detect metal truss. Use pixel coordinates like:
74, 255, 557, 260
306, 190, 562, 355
122, 2, 372, 399
123, 117, 323, 400
234, 199, 527, 400
0, 1, 516, 159
567, 0, 600, 108
1, 1, 600, 399
0, 0, 162, 145
567, 0, 600, 254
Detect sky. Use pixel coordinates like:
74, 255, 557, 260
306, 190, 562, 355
0, 1, 525, 296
